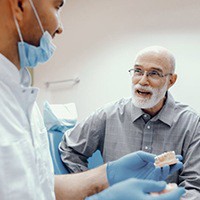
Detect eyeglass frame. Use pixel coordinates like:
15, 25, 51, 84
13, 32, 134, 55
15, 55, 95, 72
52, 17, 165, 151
128, 67, 173, 80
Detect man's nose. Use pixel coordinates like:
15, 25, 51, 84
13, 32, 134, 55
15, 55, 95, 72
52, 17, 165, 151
138, 72, 150, 86
56, 23, 64, 34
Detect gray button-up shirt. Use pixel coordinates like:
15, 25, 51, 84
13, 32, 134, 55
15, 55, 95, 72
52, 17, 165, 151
59, 92, 200, 199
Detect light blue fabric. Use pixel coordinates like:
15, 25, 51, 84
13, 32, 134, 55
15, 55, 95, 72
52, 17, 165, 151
43, 101, 77, 133
106, 151, 183, 186
18, 31, 56, 68
48, 130, 70, 174
86, 179, 185, 200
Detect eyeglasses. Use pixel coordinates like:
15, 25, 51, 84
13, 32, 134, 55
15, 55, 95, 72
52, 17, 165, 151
128, 68, 173, 80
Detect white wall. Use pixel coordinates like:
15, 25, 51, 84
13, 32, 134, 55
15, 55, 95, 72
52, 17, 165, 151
34, 0, 200, 120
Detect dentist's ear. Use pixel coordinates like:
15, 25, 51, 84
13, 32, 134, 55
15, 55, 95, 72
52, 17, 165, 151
9, 0, 30, 22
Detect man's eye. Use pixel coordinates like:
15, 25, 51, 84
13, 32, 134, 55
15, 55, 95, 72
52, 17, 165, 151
149, 71, 160, 76
134, 69, 142, 73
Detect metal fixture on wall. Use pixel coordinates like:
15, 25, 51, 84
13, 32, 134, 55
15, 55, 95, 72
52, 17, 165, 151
45, 77, 80, 88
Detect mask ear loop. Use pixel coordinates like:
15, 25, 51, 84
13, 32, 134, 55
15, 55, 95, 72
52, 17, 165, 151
13, 16, 24, 42
13, 16, 29, 68
28, 0, 44, 34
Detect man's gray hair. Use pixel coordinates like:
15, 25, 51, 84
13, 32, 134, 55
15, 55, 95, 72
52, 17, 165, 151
134, 46, 176, 73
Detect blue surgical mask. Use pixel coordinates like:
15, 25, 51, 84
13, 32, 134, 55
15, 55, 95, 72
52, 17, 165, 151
17, 31, 56, 68
14, 0, 56, 68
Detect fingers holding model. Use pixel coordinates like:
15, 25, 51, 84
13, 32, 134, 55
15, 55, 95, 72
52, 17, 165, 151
85, 179, 185, 200
106, 151, 183, 185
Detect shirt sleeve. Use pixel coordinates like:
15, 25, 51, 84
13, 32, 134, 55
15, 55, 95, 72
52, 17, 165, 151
59, 108, 106, 173
179, 121, 200, 200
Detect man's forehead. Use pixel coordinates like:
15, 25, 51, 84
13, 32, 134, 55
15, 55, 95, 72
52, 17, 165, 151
135, 54, 170, 71
136, 53, 165, 64
134, 46, 175, 70
134, 64, 163, 71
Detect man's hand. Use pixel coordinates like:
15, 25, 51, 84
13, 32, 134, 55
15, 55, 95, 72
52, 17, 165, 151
85, 179, 185, 200
106, 151, 183, 185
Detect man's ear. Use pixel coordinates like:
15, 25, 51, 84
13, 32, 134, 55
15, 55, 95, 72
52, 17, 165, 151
9, 0, 27, 22
168, 73, 177, 89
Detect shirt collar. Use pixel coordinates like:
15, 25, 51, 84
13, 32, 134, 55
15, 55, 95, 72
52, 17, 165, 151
0, 53, 20, 84
153, 92, 175, 127
131, 92, 176, 127
131, 101, 145, 122
0, 53, 31, 87
20, 68, 32, 87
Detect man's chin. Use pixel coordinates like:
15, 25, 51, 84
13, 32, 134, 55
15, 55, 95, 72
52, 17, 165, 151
132, 97, 155, 109
133, 103, 153, 109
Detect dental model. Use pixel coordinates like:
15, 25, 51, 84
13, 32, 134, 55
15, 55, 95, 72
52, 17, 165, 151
151, 183, 178, 196
154, 151, 178, 167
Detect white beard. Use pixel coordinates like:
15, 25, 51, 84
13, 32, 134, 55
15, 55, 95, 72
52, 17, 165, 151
132, 82, 168, 109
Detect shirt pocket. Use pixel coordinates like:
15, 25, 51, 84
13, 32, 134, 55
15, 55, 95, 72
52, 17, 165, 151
0, 139, 36, 200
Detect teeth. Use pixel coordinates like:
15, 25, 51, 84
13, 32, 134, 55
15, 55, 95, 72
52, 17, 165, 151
151, 183, 178, 196
138, 91, 149, 95
154, 151, 178, 167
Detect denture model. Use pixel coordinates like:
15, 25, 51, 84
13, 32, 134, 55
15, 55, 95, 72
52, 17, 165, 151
151, 183, 178, 196
154, 151, 179, 167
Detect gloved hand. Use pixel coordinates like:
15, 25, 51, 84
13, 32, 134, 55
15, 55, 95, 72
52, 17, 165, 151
85, 179, 185, 200
107, 151, 183, 185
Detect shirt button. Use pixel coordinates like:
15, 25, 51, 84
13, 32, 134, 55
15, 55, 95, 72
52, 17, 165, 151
147, 125, 151, 129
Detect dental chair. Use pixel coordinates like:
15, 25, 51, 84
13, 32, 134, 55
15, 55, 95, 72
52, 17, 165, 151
48, 130, 103, 174
48, 130, 70, 174
44, 102, 103, 174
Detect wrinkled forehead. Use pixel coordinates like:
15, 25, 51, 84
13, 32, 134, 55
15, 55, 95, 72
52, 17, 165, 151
134, 49, 174, 72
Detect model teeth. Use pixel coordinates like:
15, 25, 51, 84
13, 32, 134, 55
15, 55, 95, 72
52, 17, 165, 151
151, 183, 178, 196
154, 151, 178, 167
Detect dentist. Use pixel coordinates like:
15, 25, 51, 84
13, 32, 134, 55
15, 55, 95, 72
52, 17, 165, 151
0, 0, 185, 199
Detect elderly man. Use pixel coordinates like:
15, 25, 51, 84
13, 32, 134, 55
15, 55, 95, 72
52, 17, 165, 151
0, 0, 185, 200
60, 46, 200, 199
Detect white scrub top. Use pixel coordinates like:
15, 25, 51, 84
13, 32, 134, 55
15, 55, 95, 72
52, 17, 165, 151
0, 54, 55, 200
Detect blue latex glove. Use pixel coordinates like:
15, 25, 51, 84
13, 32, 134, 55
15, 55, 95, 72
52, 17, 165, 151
85, 179, 185, 200
107, 151, 183, 185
